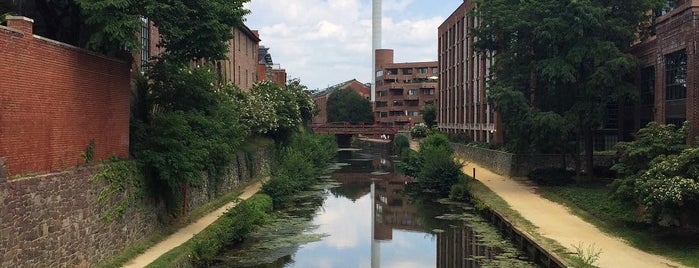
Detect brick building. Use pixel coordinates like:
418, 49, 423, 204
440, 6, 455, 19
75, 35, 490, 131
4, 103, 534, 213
311, 79, 371, 125
437, 1, 502, 143
257, 46, 288, 87
374, 49, 438, 126
627, 0, 699, 141
218, 25, 261, 91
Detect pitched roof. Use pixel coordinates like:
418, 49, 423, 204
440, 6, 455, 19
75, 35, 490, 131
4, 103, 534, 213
312, 79, 367, 98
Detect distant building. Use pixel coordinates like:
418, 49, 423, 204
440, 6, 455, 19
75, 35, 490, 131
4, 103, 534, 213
311, 79, 371, 125
218, 25, 261, 91
258, 46, 288, 87
374, 49, 438, 126
437, 1, 502, 143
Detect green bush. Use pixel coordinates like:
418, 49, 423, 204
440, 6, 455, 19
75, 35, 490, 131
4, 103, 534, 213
449, 182, 471, 201
448, 132, 472, 144
417, 145, 464, 195
394, 135, 410, 157
528, 168, 575, 186
263, 131, 338, 208
190, 194, 272, 262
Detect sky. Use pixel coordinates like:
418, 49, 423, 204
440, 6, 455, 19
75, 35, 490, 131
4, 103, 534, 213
244, 0, 463, 91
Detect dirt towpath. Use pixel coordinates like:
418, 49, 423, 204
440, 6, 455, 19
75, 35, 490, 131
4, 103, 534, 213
122, 180, 264, 268
461, 162, 686, 268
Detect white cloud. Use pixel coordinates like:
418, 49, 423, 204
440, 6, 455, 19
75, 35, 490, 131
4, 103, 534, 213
244, 0, 456, 90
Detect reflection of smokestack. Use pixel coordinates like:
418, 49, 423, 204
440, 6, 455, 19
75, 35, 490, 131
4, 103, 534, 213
371, 0, 382, 102
371, 181, 380, 268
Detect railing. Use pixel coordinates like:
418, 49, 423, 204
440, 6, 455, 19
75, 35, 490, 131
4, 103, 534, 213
310, 122, 400, 135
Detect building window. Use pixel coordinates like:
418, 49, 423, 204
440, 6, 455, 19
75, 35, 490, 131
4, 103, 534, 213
378, 91, 388, 97
432, 67, 439, 74
393, 100, 404, 106
640, 66, 655, 106
422, 89, 435, 95
376, 101, 388, 107
417, 68, 428, 74
402, 68, 413, 75
408, 89, 418, 95
390, 111, 405, 116
665, 50, 687, 100
140, 17, 150, 69
376, 70, 384, 77
408, 111, 420, 117
380, 112, 388, 118
387, 69, 398, 75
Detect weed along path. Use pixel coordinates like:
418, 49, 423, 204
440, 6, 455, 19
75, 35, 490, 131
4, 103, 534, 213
121, 180, 265, 268
461, 162, 686, 268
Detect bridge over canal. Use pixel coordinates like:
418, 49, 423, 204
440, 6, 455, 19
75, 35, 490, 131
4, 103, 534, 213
310, 123, 400, 146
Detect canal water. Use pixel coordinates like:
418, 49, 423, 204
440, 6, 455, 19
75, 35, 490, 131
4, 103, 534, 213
208, 146, 535, 268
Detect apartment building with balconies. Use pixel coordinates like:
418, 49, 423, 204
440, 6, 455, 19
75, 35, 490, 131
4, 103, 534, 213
374, 49, 438, 126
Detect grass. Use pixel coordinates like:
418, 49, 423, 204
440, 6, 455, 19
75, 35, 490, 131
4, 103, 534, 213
466, 179, 572, 264
94, 178, 262, 268
538, 182, 699, 268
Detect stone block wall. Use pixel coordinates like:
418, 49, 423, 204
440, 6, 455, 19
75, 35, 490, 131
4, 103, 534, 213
452, 143, 616, 177
186, 145, 273, 212
0, 144, 274, 267
0, 167, 162, 267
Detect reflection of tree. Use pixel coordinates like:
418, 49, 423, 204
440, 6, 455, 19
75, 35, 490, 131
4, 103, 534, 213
330, 181, 370, 201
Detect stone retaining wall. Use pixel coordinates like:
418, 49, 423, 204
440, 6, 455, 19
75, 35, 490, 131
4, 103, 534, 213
0, 144, 273, 267
187, 147, 273, 212
452, 143, 616, 177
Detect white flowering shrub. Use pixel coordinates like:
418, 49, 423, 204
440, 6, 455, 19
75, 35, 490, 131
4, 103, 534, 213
411, 123, 430, 138
635, 148, 699, 224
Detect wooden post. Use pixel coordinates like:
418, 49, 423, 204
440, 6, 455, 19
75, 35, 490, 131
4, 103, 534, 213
473, 168, 476, 180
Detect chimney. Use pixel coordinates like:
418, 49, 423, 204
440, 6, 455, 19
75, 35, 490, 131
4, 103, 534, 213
5, 16, 34, 37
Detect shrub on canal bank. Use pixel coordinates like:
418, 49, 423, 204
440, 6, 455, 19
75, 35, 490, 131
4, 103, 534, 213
263, 131, 338, 208
190, 194, 273, 263
398, 133, 465, 196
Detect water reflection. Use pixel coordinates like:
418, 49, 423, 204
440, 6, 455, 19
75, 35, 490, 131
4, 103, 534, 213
212, 147, 533, 268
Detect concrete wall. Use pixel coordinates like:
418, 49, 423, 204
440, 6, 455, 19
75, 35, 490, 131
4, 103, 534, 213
0, 145, 273, 267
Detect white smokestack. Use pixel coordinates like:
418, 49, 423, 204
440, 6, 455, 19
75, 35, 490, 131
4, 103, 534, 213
371, 0, 381, 103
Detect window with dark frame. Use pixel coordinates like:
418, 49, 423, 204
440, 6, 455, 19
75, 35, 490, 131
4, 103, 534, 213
665, 49, 687, 100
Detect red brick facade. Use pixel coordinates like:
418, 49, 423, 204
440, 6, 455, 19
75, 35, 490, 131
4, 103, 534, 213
437, 1, 502, 143
0, 17, 130, 176
629, 1, 699, 141
220, 25, 261, 91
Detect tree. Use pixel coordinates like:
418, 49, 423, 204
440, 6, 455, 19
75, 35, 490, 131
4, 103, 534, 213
287, 78, 318, 123
421, 104, 436, 128
75, 0, 249, 61
326, 88, 374, 124
473, 0, 666, 177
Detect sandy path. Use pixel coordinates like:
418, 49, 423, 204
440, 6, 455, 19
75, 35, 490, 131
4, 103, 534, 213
462, 162, 686, 268
121, 180, 264, 268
